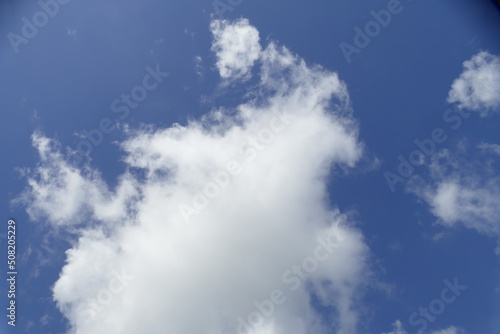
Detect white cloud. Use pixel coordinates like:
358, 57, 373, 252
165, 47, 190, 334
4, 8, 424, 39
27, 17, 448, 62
408, 148, 500, 241
382, 320, 407, 334
478, 142, 500, 156
447, 51, 500, 116
211, 18, 262, 80
428, 180, 500, 233
430, 326, 464, 334
15, 133, 139, 227
194, 55, 204, 77
18, 19, 372, 334
381, 321, 463, 334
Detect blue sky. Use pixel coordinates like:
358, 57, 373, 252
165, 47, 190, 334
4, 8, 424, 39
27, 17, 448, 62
1, 0, 500, 334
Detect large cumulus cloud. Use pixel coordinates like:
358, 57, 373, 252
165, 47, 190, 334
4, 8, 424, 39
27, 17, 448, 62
18, 19, 373, 334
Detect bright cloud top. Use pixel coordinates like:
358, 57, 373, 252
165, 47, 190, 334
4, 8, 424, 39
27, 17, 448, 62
211, 18, 262, 80
447, 51, 500, 115
18, 19, 372, 334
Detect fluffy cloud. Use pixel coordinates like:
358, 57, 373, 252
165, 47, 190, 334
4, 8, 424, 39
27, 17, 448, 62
447, 51, 500, 116
211, 18, 262, 80
409, 51, 500, 243
18, 19, 372, 334
15, 134, 139, 227
428, 180, 500, 233
408, 146, 500, 245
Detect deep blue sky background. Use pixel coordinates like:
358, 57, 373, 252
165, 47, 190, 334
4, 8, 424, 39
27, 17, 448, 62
0, 0, 499, 333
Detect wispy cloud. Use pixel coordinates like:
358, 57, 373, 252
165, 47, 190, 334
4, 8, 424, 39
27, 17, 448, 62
407, 146, 500, 252
477, 142, 500, 156
382, 320, 464, 334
